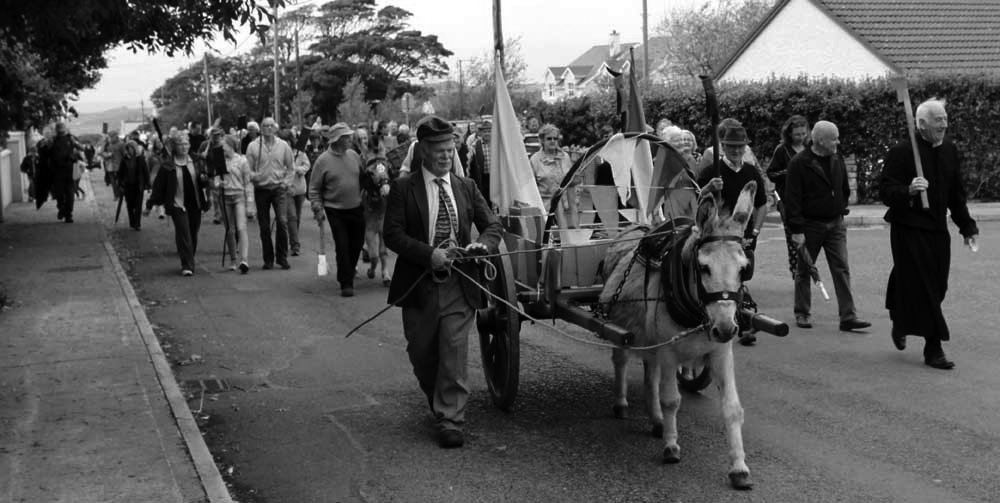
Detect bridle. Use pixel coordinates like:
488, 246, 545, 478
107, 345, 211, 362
690, 234, 745, 308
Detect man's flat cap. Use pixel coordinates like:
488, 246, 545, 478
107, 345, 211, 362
416, 116, 454, 143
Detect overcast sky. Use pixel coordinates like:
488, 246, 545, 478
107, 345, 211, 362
75, 0, 705, 113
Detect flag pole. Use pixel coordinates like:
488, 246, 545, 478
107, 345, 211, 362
493, 0, 504, 73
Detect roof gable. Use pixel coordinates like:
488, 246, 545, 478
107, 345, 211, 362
717, 0, 1000, 79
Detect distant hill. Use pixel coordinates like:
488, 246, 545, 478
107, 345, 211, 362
67, 106, 146, 135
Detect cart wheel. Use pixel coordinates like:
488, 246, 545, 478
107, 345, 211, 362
477, 240, 520, 411
677, 356, 712, 393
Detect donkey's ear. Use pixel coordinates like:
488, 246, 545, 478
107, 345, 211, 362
732, 181, 757, 229
696, 191, 719, 232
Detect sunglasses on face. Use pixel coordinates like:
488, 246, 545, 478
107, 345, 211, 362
544, 137, 560, 141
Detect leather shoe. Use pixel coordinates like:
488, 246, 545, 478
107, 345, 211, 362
262, 262, 274, 270
795, 315, 812, 329
924, 355, 955, 370
438, 429, 464, 448
891, 331, 906, 351
839, 319, 871, 332
278, 260, 291, 270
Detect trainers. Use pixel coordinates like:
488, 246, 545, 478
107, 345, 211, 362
239, 262, 249, 274
181, 269, 194, 277
341, 287, 355, 297
795, 315, 812, 329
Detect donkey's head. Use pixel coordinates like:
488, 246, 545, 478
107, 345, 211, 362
683, 181, 756, 343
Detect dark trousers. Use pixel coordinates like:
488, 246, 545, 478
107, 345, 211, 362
287, 193, 305, 253
254, 186, 288, 266
123, 183, 144, 229
54, 175, 75, 218
794, 216, 856, 322
402, 274, 474, 429
323, 206, 365, 288
170, 207, 202, 271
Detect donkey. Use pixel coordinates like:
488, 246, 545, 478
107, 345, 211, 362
360, 156, 394, 286
598, 181, 757, 490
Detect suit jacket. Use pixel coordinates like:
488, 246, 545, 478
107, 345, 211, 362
384, 169, 502, 309
783, 148, 850, 234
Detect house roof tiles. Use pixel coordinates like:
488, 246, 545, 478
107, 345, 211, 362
718, 0, 1000, 78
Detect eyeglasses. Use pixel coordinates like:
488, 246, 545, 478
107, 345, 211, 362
544, 137, 560, 141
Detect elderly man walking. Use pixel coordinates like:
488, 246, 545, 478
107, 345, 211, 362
784, 121, 870, 332
383, 116, 502, 448
879, 99, 978, 370
246, 117, 295, 270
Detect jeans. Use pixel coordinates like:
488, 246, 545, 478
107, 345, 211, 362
221, 193, 249, 265
324, 206, 365, 288
794, 216, 856, 321
254, 186, 288, 265
286, 193, 305, 253
170, 206, 202, 271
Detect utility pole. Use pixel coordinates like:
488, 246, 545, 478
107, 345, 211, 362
642, 0, 649, 81
203, 52, 213, 125
273, 2, 280, 124
295, 26, 302, 126
458, 59, 465, 119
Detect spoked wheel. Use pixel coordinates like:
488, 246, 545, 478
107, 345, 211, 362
677, 355, 712, 393
477, 241, 520, 411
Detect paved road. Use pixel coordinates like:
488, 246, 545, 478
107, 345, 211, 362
96, 185, 1000, 503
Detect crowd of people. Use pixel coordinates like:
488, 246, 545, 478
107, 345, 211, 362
19, 97, 976, 451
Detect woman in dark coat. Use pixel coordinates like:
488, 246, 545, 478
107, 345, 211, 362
118, 141, 151, 230
145, 132, 209, 276
766, 115, 809, 278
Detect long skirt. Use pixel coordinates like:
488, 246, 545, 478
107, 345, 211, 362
885, 224, 951, 341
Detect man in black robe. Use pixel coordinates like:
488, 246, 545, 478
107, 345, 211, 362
879, 98, 978, 370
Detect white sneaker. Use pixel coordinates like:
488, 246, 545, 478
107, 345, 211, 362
181, 269, 193, 276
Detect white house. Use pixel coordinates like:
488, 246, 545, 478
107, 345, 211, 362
716, 0, 1000, 82
542, 31, 636, 103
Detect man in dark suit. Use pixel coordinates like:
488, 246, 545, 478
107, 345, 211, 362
784, 120, 870, 333
383, 116, 503, 448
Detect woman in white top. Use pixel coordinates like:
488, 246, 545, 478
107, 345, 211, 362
530, 123, 576, 228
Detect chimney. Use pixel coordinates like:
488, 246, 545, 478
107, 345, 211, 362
609, 30, 621, 58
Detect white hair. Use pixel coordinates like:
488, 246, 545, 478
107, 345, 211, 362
916, 98, 947, 122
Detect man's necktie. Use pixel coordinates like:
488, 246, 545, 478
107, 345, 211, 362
433, 178, 458, 247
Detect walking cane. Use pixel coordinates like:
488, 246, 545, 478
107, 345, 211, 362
317, 218, 329, 276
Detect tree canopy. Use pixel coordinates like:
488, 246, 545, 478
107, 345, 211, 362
0, 0, 281, 135
152, 0, 454, 127
655, 0, 774, 78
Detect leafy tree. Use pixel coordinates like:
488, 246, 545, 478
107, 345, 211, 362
1, 0, 282, 135
431, 37, 528, 120
304, 0, 452, 106
655, 0, 774, 78
337, 76, 374, 126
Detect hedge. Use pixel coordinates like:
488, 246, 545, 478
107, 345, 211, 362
534, 74, 1000, 202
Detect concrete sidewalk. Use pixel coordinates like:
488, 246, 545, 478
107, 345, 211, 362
766, 201, 1000, 227
0, 172, 231, 502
